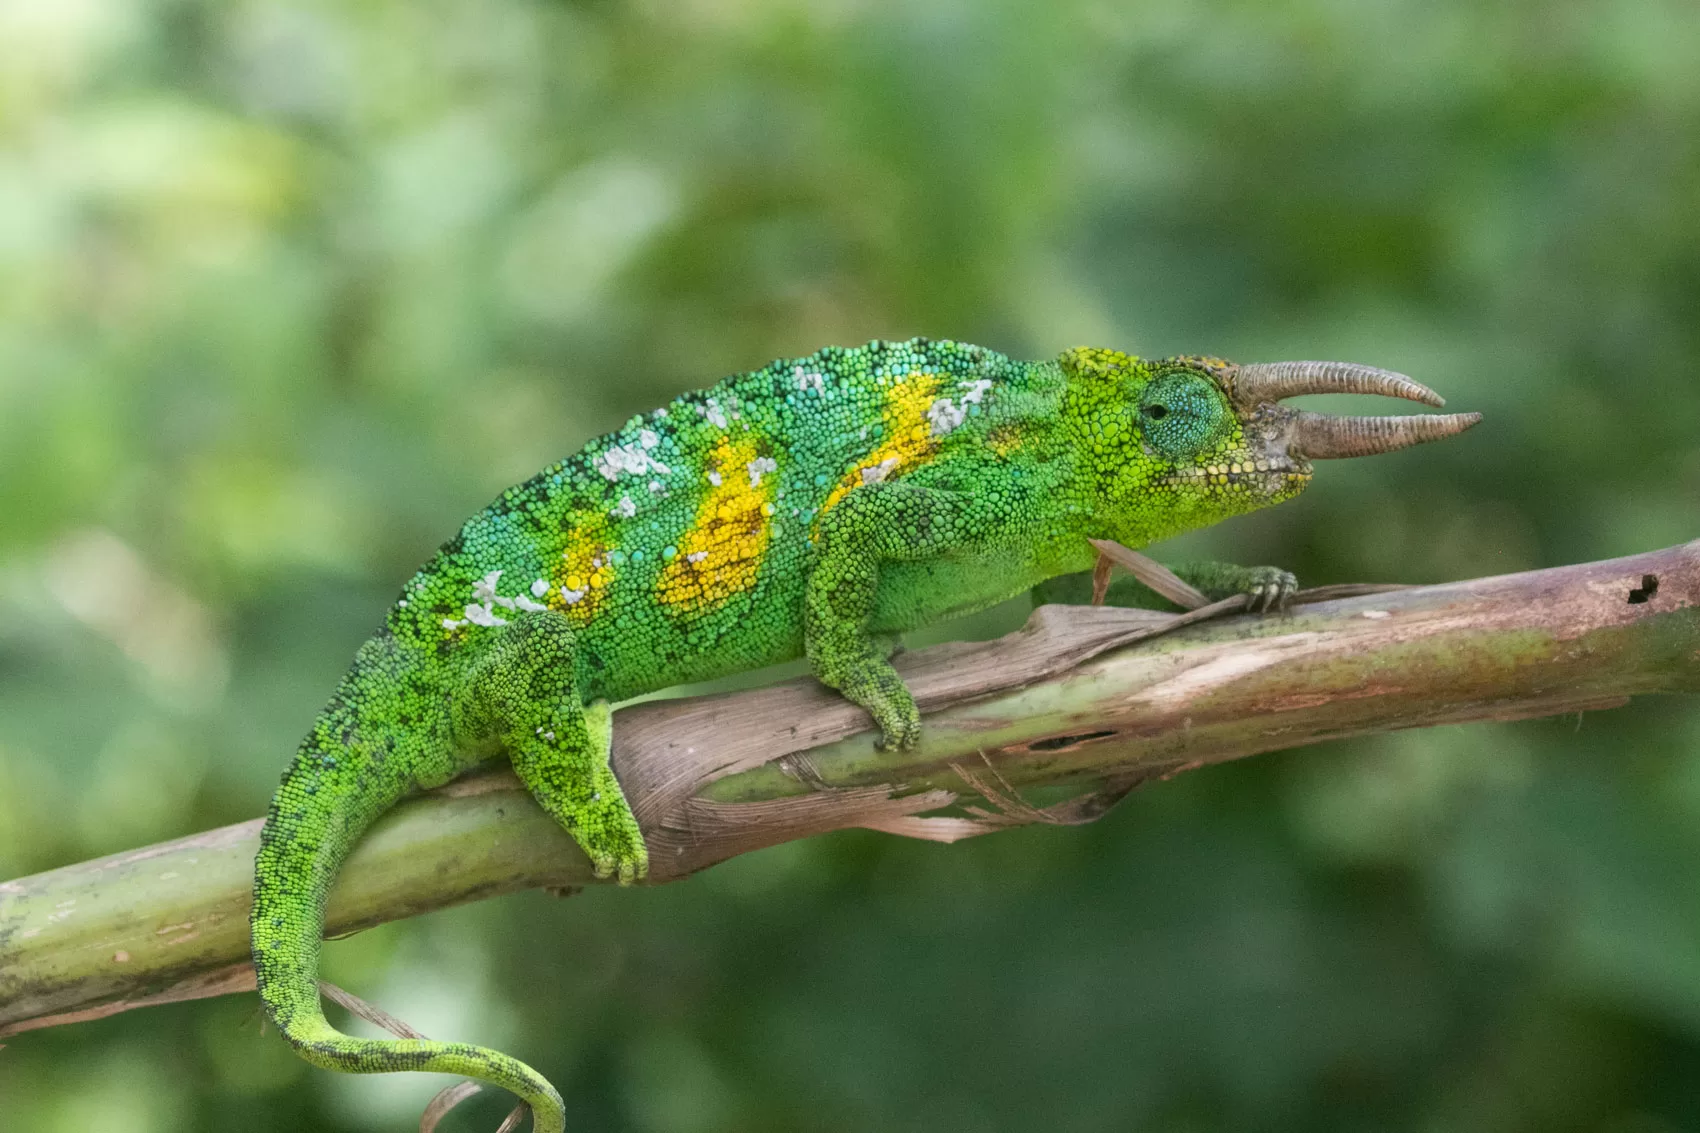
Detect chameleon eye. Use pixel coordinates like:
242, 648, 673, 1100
1138, 373, 1229, 460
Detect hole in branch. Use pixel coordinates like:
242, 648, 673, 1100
1026, 730, 1118, 752
1628, 574, 1659, 604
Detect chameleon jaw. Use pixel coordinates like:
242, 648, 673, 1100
1156, 443, 1312, 499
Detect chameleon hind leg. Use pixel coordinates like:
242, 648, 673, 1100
453, 609, 648, 882
252, 634, 572, 1133
805, 482, 999, 750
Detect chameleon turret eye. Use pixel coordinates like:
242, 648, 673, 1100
1138, 372, 1230, 461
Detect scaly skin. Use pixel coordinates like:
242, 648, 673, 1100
253, 339, 1469, 1129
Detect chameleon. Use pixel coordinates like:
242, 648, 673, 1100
251, 339, 1479, 1130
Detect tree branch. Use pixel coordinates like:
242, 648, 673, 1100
3, 542, 1697, 1038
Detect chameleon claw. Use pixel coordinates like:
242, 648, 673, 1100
589, 845, 647, 885
874, 714, 922, 752
1242, 568, 1297, 614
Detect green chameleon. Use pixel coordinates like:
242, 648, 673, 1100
252, 339, 1478, 1129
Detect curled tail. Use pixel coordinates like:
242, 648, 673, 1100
250, 645, 568, 1132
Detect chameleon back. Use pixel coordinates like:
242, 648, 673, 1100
384, 338, 1059, 702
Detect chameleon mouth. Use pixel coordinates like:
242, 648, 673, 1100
1159, 457, 1310, 491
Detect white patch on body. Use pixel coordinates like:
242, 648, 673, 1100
746, 456, 778, 487
794, 366, 825, 393
595, 444, 670, 481
706, 470, 722, 487
926, 397, 966, 437
463, 602, 508, 627
612, 495, 637, 518
453, 567, 554, 627
861, 456, 902, 484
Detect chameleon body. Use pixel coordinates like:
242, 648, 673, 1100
252, 339, 1478, 1129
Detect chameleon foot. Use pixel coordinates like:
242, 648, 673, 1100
1242, 566, 1298, 612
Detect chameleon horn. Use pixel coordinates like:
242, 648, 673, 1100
1289, 410, 1483, 459
1234, 361, 1446, 408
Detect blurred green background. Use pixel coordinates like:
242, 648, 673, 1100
3, 0, 1699, 1129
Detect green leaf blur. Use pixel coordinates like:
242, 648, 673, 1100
2, 1, 1698, 1130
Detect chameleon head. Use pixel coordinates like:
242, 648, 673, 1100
1058, 347, 1481, 542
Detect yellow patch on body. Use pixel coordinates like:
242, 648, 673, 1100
656, 434, 776, 613
551, 515, 614, 625
817, 371, 943, 520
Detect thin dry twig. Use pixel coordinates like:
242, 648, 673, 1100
1090, 552, 1113, 605
421, 1083, 484, 1133
319, 980, 428, 1040
419, 1083, 528, 1133
1090, 538, 1211, 609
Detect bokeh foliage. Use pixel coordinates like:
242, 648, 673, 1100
3, 0, 1699, 1130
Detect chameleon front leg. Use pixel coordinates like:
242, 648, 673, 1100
1033, 560, 1299, 612
452, 610, 647, 882
805, 481, 997, 750
1172, 561, 1298, 610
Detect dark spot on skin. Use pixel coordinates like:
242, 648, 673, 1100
1628, 574, 1658, 604
1026, 730, 1118, 752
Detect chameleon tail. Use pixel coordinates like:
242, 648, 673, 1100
250, 672, 568, 1132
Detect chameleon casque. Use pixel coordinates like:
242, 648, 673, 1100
252, 339, 1479, 1129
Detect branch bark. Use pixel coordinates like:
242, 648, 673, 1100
3, 541, 1697, 1039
